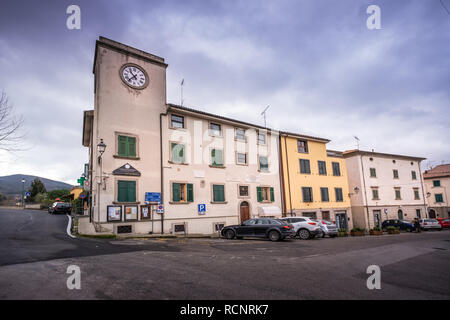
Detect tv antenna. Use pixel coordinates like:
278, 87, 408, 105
180, 79, 185, 106
261, 105, 270, 128
353, 136, 360, 149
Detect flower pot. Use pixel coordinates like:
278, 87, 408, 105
338, 231, 348, 237
350, 231, 365, 237
387, 229, 400, 234
369, 230, 383, 236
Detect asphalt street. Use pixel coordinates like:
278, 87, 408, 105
1, 208, 449, 299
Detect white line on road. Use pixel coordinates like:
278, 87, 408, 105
66, 214, 76, 239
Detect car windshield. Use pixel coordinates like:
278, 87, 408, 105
425, 219, 437, 223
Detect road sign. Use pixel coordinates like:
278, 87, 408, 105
198, 204, 206, 215
79, 193, 86, 199
83, 180, 89, 189
25, 192, 31, 197
145, 192, 161, 203
157, 204, 164, 214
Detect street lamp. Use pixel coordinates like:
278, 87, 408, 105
21, 178, 25, 208
97, 139, 106, 225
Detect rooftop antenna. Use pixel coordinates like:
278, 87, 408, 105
353, 136, 360, 150
180, 79, 185, 106
261, 105, 270, 128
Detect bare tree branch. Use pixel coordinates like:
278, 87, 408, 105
0, 91, 26, 152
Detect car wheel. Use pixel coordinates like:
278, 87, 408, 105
407, 228, 412, 232
298, 229, 311, 240
268, 230, 281, 242
224, 229, 235, 240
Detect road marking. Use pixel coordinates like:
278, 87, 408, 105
66, 214, 76, 239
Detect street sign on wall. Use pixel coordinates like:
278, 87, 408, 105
145, 192, 161, 203
157, 204, 164, 214
198, 204, 206, 215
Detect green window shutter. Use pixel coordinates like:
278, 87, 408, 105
270, 187, 275, 202
118, 181, 128, 202
118, 136, 127, 156
257, 187, 263, 202
128, 137, 136, 157
213, 185, 225, 202
211, 149, 223, 166
128, 181, 136, 202
172, 183, 180, 202
187, 184, 194, 202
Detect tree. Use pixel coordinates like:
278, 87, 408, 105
0, 91, 24, 152
28, 178, 47, 200
47, 189, 70, 201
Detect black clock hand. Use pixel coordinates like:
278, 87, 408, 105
129, 72, 137, 80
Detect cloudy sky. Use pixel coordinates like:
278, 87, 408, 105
0, 0, 449, 184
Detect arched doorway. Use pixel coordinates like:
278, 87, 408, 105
398, 209, 403, 220
429, 209, 436, 219
240, 201, 250, 222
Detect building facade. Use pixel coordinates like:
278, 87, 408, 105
80, 37, 282, 235
423, 164, 450, 219
280, 133, 353, 230
343, 150, 427, 230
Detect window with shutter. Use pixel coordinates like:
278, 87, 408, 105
172, 183, 181, 202
257, 187, 263, 202
118, 135, 137, 158
259, 156, 269, 172
320, 187, 329, 202
335, 188, 343, 202
117, 180, 136, 202
211, 149, 223, 166
270, 187, 275, 202
318, 161, 327, 175
213, 184, 225, 202
299, 159, 310, 174
302, 187, 313, 202
332, 162, 341, 176
187, 184, 194, 202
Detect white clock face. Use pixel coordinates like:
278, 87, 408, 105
121, 65, 148, 89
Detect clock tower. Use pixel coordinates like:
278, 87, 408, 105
84, 36, 168, 231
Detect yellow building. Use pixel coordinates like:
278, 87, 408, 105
280, 132, 353, 230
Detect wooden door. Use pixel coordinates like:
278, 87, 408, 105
240, 202, 250, 222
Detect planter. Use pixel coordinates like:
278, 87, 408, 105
387, 229, 400, 234
369, 230, 383, 236
350, 231, 365, 237
338, 231, 348, 237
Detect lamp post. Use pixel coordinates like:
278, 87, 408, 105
97, 139, 106, 224
21, 178, 25, 208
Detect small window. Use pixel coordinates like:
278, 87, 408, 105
239, 185, 249, 197
117, 180, 136, 202
259, 156, 269, 172
413, 188, 420, 200
118, 135, 137, 158
332, 162, 341, 176
393, 169, 399, 179
257, 132, 266, 145
297, 140, 308, 153
372, 188, 379, 200
209, 123, 221, 136
172, 183, 194, 203
171, 143, 185, 163
302, 187, 313, 202
433, 180, 441, 187
370, 168, 377, 177
320, 187, 329, 202
435, 194, 444, 203
171, 114, 184, 128
395, 188, 401, 200
211, 149, 223, 167
236, 152, 247, 165
416, 209, 421, 218
318, 161, 327, 175
214, 223, 225, 232
299, 159, 311, 174
212, 184, 225, 202
335, 188, 343, 202
235, 128, 245, 141
257, 186, 274, 202
411, 171, 417, 180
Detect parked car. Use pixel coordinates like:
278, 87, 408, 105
314, 220, 338, 238
381, 219, 415, 232
436, 218, 450, 229
419, 219, 442, 231
221, 218, 295, 241
280, 217, 322, 240
48, 202, 71, 214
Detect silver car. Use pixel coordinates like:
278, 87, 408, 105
314, 219, 338, 238
419, 219, 442, 231
280, 217, 322, 240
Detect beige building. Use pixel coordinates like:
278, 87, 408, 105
423, 164, 450, 219
343, 150, 427, 230
80, 37, 282, 235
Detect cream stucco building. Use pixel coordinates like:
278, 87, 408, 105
80, 37, 282, 235
343, 150, 427, 230
423, 164, 450, 219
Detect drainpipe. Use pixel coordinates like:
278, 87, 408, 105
359, 154, 370, 230
278, 133, 286, 216
160, 108, 168, 234
418, 161, 428, 218
283, 134, 293, 216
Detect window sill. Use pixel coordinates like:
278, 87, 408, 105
169, 201, 192, 205
169, 126, 186, 131
113, 201, 140, 205
168, 161, 189, 165
113, 155, 140, 160
210, 165, 226, 169
236, 163, 248, 166
258, 170, 270, 173
211, 201, 228, 204
258, 201, 274, 204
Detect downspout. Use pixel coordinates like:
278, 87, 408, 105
278, 133, 286, 216
359, 154, 370, 229
418, 162, 428, 218
283, 134, 293, 216
160, 107, 168, 234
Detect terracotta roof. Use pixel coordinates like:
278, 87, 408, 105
423, 164, 450, 179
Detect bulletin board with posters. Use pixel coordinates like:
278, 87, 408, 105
140, 205, 152, 220
107, 205, 122, 222
124, 205, 138, 221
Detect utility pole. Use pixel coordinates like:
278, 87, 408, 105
180, 79, 184, 106
261, 105, 270, 128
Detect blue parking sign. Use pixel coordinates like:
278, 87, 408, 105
198, 204, 206, 215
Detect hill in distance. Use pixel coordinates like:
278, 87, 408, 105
0, 174, 74, 196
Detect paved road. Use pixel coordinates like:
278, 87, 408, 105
1, 208, 450, 299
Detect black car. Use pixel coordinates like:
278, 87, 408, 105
381, 219, 415, 232
48, 202, 72, 214
221, 218, 295, 241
